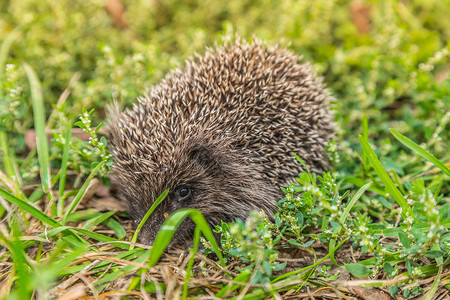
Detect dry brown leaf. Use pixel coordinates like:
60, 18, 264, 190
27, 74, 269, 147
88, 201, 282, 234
348, 287, 391, 300
57, 283, 86, 300
350, 0, 372, 34
105, 0, 128, 29
86, 197, 127, 212
79, 178, 101, 207
25, 128, 91, 150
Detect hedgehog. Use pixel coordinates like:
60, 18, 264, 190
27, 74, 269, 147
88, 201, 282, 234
107, 39, 333, 246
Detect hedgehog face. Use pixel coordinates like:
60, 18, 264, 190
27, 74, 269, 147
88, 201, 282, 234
113, 140, 278, 246
134, 142, 225, 246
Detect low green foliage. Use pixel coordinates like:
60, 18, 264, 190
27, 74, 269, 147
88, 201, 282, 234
217, 143, 448, 285
0, 0, 449, 298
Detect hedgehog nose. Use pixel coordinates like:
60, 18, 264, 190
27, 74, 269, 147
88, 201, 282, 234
138, 236, 154, 246
137, 230, 157, 246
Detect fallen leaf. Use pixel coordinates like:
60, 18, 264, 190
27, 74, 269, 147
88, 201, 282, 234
106, 0, 128, 29
350, 0, 372, 34
25, 128, 91, 150
86, 197, 127, 211
57, 283, 86, 300
349, 287, 391, 300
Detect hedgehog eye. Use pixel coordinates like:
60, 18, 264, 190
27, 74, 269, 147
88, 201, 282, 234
177, 186, 191, 201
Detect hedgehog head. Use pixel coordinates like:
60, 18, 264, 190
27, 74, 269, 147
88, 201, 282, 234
107, 114, 277, 246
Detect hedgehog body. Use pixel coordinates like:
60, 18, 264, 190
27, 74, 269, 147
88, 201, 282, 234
107, 39, 333, 245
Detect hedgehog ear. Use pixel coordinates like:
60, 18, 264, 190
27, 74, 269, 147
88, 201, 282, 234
188, 143, 218, 168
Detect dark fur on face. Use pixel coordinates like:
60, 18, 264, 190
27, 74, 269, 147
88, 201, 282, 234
106, 38, 333, 246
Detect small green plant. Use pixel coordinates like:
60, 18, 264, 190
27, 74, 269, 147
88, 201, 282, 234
74, 107, 113, 172
216, 129, 448, 295
217, 211, 286, 282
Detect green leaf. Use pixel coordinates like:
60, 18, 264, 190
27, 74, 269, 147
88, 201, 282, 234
287, 239, 302, 246
343, 177, 387, 198
273, 238, 348, 283
390, 286, 399, 297
274, 215, 281, 227
358, 135, 413, 218
398, 232, 411, 249
295, 211, 304, 226
94, 122, 103, 134
24, 63, 51, 193
344, 263, 372, 278
262, 260, 272, 276
423, 250, 444, 258
73, 121, 83, 128
273, 261, 287, 271
300, 240, 314, 247
0, 223, 32, 299
390, 129, 450, 177
287, 239, 314, 247
440, 233, 450, 245
383, 262, 394, 277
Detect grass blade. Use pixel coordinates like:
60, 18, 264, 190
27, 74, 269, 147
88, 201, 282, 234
57, 125, 72, 216
362, 114, 369, 173
272, 238, 348, 283
23, 63, 51, 193
94, 249, 151, 290
358, 135, 413, 218
130, 188, 169, 250
0, 30, 20, 96
82, 211, 116, 230
0, 188, 61, 228
71, 228, 117, 242
329, 182, 372, 266
182, 226, 200, 300
0, 131, 16, 182
21, 226, 87, 248
0, 230, 31, 299
344, 177, 387, 197
148, 208, 224, 267
62, 161, 105, 224
104, 217, 127, 239
340, 182, 373, 224
0, 31, 21, 185
390, 128, 450, 177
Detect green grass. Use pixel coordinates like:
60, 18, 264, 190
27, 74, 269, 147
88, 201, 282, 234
0, 0, 449, 298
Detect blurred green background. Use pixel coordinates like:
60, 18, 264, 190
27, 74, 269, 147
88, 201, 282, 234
0, 0, 449, 179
